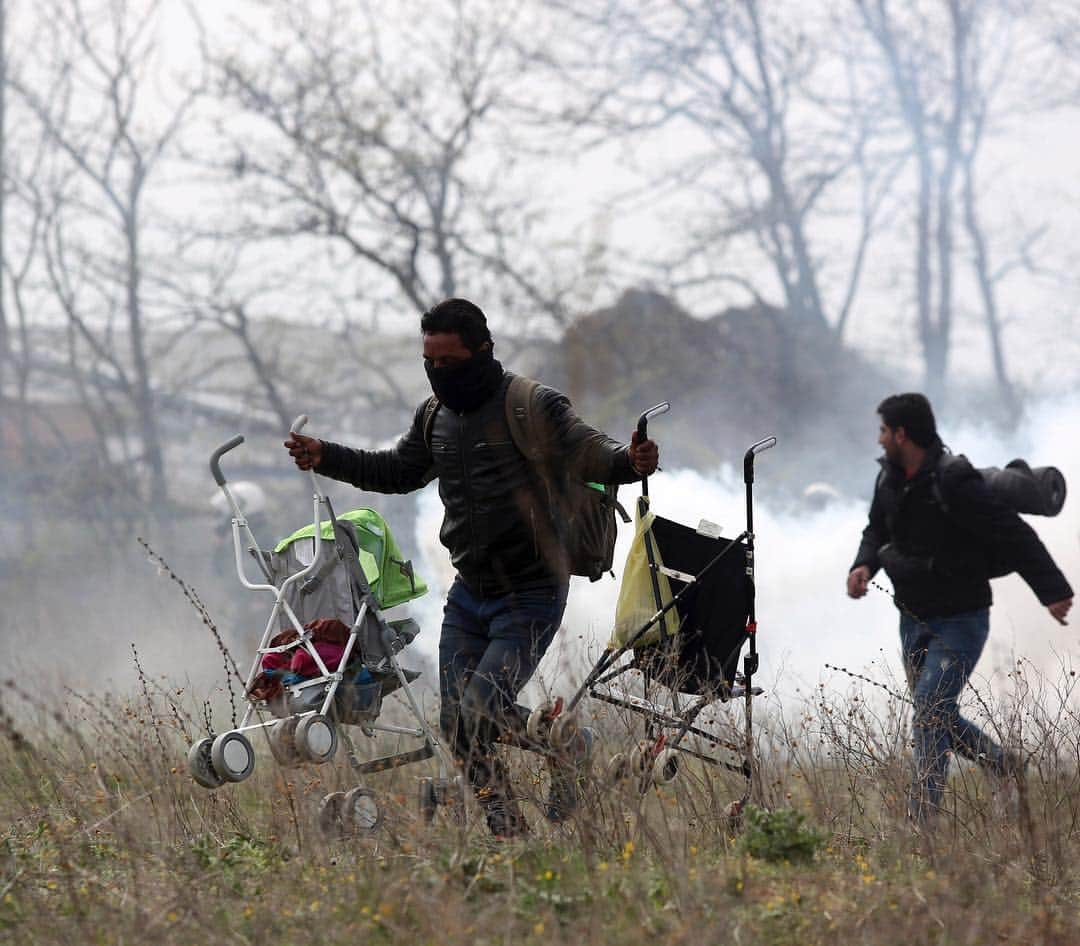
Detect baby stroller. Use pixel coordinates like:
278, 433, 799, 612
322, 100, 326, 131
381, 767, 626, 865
527, 403, 776, 808
185, 417, 460, 834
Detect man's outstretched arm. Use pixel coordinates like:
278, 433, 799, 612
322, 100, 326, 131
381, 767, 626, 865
537, 387, 656, 484
283, 403, 434, 494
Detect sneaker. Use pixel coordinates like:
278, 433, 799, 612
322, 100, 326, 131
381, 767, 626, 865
476, 786, 529, 839
545, 726, 596, 823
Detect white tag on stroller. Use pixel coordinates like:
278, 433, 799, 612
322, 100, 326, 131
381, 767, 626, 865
295, 537, 316, 567
696, 519, 723, 538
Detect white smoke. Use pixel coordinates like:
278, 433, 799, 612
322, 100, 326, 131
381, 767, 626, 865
19, 394, 1073, 716
408, 396, 1080, 709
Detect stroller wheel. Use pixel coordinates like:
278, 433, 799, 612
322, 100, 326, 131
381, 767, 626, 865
295, 714, 338, 764
418, 778, 438, 825
548, 713, 579, 753
187, 737, 225, 789
342, 787, 382, 834
318, 791, 346, 837
267, 717, 303, 766
652, 748, 680, 785
210, 731, 256, 783
605, 752, 630, 784
629, 740, 655, 779
526, 700, 558, 743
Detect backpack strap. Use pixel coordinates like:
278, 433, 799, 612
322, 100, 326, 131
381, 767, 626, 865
504, 374, 546, 465
931, 451, 962, 516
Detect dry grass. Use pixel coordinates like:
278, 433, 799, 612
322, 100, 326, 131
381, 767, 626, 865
3, 648, 1080, 946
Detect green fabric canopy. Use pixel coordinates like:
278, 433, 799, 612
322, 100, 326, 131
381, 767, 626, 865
274, 508, 428, 609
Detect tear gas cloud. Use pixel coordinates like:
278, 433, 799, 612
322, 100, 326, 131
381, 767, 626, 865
407, 394, 1080, 710
6, 396, 1078, 724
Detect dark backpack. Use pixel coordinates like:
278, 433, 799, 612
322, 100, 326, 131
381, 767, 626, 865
422, 376, 630, 581
931, 453, 1067, 578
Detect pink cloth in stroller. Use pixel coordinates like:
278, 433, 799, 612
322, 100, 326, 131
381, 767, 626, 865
248, 619, 352, 701
289, 640, 347, 677
286, 617, 351, 675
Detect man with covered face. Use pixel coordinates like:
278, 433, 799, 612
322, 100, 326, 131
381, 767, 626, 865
285, 298, 659, 837
847, 392, 1072, 823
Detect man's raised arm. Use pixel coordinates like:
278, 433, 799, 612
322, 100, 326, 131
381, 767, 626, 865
284, 403, 435, 495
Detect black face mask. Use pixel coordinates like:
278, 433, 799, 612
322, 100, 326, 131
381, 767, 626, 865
425, 348, 503, 413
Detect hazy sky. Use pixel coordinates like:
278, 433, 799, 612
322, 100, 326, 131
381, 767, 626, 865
9, 0, 1080, 392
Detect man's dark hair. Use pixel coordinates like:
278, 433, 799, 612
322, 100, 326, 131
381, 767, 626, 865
877, 392, 939, 447
420, 298, 492, 352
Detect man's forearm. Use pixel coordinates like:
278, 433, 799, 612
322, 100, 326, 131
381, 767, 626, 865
318, 440, 430, 494
543, 393, 636, 483
851, 528, 883, 575
1010, 519, 1074, 605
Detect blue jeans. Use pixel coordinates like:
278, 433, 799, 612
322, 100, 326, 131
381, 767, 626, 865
900, 608, 1006, 820
439, 578, 568, 807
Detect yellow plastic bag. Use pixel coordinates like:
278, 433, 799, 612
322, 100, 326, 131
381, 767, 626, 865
610, 497, 678, 649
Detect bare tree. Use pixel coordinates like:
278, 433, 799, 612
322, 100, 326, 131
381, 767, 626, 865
857, 0, 963, 402
856, 0, 1052, 416
0, 0, 111, 541
9, 0, 204, 514
204, 0, 595, 347
537, 1, 898, 340
0, 0, 7, 395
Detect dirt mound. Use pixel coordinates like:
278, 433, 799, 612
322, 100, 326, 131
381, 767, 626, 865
542, 289, 896, 494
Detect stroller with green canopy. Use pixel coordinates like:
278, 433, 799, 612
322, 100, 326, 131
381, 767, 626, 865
186, 418, 461, 834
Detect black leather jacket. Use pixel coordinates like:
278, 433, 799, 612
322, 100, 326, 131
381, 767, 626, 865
318, 372, 638, 596
852, 443, 1072, 620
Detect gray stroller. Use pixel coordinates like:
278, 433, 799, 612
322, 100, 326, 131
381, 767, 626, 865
185, 417, 461, 834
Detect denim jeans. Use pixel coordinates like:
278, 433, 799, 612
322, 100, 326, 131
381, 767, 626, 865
439, 578, 568, 813
900, 607, 1006, 820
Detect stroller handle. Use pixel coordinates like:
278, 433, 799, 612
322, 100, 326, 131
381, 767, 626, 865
743, 436, 777, 484
289, 414, 322, 493
210, 435, 245, 486
636, 401, 671, 440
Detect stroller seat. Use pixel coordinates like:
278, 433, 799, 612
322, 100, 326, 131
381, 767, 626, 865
561, 430, 776, 794
629, 515, 751, 698
255, 512, 428, 721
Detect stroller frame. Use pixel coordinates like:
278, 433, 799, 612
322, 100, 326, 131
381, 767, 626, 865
186, 417, 460, 832
544, 405, 776, 802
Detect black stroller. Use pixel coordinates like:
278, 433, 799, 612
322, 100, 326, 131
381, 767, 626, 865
528, 403, 776, 808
